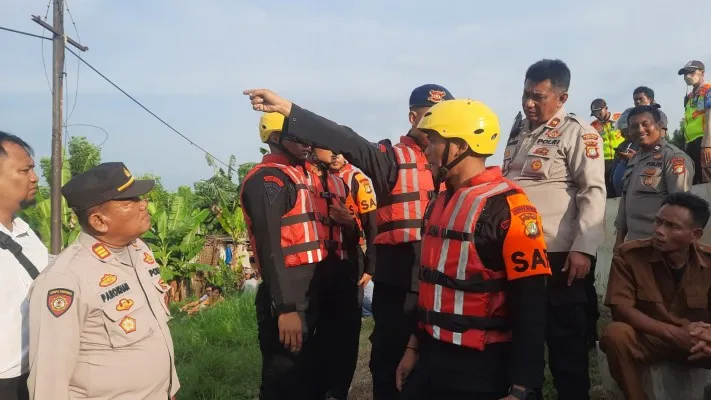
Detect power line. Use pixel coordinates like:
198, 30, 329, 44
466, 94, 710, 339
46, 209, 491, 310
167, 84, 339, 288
63, 46, 232, 169
0, 24, 232, 170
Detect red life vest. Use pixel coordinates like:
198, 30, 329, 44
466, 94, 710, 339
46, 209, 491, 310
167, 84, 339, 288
418, 168, 521, 350
306, 164, 350, 260
375, 136, 435, 245
240, 154, 326, 269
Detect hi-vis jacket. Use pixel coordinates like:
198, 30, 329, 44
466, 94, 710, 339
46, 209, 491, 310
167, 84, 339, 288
242, 158, 325, 268
306, 163, 351, 260
591, 113, 624, 161
684, 82, 711, 143
375, 136, 436, 245
418, 167, 551, 350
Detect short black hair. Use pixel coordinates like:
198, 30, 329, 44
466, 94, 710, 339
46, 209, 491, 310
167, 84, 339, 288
627, 105, 661, 124
0, 131, 34, 158
205, 283, 215, 290
662, 192, 710, 228
525, 59, 571, 92
212, 285, 222, 294
633, 86, 655, 100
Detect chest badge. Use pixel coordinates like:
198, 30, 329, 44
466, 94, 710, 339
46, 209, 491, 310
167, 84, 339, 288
116, 298, 134, 312
143, 252, 155, 265
530, 159, 543, 171
119, 316, 137, 334
653, 152, 662, 159
643, 168, 657, 176
532, 147, 549, 156
643, 176, 654, 186
546, 130, 561, 138
548, 118, 560, 128
99, 274, 118, 287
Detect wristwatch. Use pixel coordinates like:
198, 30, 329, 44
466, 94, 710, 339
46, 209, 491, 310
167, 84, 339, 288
508, 386, 536, 399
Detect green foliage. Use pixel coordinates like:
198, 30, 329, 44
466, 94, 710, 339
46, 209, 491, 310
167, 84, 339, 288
169, 294, 260, 400
143, 193, 212, 281
67, 136, 101, 177
669, 119, 687, 149
215, 202, 247, 244
237, 162, 256, 187
210, 262, 242, 296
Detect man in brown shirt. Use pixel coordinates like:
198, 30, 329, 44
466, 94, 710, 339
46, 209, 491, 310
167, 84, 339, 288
601, 192, 711, 400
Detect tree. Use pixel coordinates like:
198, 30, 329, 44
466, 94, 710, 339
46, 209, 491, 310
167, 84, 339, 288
669, 118, 686, 149
237, 162, 257, 187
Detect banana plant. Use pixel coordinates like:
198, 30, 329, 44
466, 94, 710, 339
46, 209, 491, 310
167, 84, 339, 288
142, 194, 212, 300
215, 201, 248, 244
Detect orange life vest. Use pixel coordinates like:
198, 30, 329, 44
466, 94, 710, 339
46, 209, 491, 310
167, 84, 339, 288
418, 170, 520, 350
241, 155, 326, 269
306, 165, 350, 260
375, 136, 435, 245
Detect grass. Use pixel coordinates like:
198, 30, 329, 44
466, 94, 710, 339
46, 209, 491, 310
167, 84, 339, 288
169, 295, 613, 400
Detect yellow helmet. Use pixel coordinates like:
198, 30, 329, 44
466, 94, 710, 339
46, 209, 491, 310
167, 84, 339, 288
258, 112, 285, 143
417, 99, 501, 156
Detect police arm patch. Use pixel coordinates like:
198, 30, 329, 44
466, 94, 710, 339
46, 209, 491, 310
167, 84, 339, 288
47, 288, 74, 318
264, 179, 282, 204
503, 194, 552, 281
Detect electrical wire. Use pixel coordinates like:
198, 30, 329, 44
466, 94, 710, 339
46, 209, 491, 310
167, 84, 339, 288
0, 23, 232, 169
65, 124, 110, 147
64, 46, 232, 169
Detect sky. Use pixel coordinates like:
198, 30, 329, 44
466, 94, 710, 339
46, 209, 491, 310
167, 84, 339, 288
1, 0, 709, 190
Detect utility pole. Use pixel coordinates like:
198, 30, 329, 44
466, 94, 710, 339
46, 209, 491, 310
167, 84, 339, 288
32, 1, 88, 255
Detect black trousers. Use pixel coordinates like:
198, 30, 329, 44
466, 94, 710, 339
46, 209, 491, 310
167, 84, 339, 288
369, 283, 419, 400
543, 252, 592, 400
400, 363, 510, 400
0, 373, 29, 400
318, 259, 362, 400
256, 283, 325, 400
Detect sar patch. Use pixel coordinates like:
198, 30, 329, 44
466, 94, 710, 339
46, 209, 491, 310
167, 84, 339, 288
582, 134, 599, 141
99, 274, 117, 287
92, 243, 111, 260
264, 181, 282, 205
119, 316, 137, 334
532, 147, 550, 156
116, 298, 134, 312
511, 205, 537, 215
546, 130, 561, 138
47, 288, 74, 318
143, 253, 155, 265
530, 159, 543, 171
585, 143, 600, 159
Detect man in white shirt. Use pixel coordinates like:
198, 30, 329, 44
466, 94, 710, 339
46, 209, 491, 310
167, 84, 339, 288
0, 132, 48, 400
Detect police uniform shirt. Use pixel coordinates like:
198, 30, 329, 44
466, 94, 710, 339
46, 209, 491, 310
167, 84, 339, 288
27, 232, 179, 400
502, 107, 607, 255
615, 140, 694, 241
0, 217, 48, 379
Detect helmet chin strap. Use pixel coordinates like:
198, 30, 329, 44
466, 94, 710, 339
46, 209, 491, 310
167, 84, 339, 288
436, 140, 469, 187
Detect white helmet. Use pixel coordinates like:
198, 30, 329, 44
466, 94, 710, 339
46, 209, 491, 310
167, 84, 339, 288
616, 107, 634, 131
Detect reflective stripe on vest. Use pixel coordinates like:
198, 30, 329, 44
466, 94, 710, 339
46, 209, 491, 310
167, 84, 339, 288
418, 179, 517, 350
684, 83, 711, 143
592, 114, 624, 160
375, 138, 435, 245
337, 164, 365, 245
308, 169, 349, 260
241, 162, 325, 269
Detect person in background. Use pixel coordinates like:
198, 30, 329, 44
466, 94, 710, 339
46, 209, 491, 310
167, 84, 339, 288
614, 106, 694, 246
0, 132, 47, 400
679, 60, 711, 184
187, 285, 224, 315
181, 284, 214, 312
502, 59, 606, 399
602, 192, 711, 400
610, 108, 637, 197
590, 98, 624, 198
632, 86, 668, 136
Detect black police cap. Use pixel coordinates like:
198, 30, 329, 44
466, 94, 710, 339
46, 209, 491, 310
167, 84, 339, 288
409, 84, 454, 108
61, 162, 155, 210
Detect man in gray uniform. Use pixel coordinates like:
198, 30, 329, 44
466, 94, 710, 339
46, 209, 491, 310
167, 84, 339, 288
27, 162, 179, 400
614, 105, 694, 247
502, 59, 606, 400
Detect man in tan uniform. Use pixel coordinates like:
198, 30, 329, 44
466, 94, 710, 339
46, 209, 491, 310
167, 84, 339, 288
614, 105, 694, 247
27, 162, 179, 400
602, 192, 711, 400
502, 59, 606, 399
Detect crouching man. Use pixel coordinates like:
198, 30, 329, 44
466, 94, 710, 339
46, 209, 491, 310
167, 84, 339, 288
601, 192, 711, 400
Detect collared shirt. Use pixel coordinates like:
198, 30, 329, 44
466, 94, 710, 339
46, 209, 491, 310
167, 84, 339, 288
27, 232, 179, 399
615, 139, 694, 241
0, 217, 48, 378
605, 239, 711, 326
502, 107, 607, 255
